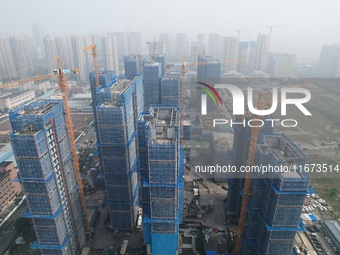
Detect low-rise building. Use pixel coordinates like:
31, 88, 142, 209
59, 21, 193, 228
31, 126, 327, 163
0, 89, 35, 111
0, 161, 21, 194
322, 220, 340, 251
0, 164, 15, 211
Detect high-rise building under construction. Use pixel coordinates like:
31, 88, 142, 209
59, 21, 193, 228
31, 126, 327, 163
124, 55, 141, 81
137, 105, 184, 255
94, 74, 144, 230
226, 117, 311, 255
143, 61, 161, 108
9, 100, 86, 255
241, 134, 311, 255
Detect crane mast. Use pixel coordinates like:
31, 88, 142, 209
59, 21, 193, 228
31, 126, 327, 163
0, 74, 54, 90
235, 92, 266, 253
55, 57, 90, 232
84, 43, 100, 88
0, 58, 91, 234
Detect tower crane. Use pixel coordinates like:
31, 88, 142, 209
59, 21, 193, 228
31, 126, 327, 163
0, 74, 54, 90
234, 92, 270, 253
84, 43, 100, 89
84, 42, 143, 80
55, 57, 90, 232
165, 56, 187, 141
267, 25, 285, 36
0, 67, 79, 90
236, 29, 250, 38
0, 58, 90, 233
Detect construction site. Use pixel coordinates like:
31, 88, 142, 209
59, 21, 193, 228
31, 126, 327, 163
0, 33, 338, 255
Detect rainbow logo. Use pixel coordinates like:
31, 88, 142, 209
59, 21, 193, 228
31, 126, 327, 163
196, 82, 223, 106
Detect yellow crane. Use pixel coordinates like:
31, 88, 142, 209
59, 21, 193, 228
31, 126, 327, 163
55, 56, 90, 232
1, 58, 90, 233
0, 74, 54, 90
84, 43, 100, 88
234, 92, 269, 253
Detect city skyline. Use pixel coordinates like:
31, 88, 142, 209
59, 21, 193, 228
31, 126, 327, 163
0, 2, 340, 254
1, 0, 340, 61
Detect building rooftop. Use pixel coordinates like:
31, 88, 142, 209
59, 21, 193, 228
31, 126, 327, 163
258, 135, 305, 178
72, 94, 92, 100
259, 135, 303, 162
144, 62, 160, 67
141, 107, 180, 144
0, 161, 13, 168
125, 55, 138, 60
161, 75, 179, 81
16, 102, 57, 116
99, 79, 132, 108
323, 220, 340, 244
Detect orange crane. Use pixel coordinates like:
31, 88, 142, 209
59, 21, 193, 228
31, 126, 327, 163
1, 58, 90, 232
84, 43, 100, 88
234, 92, 269, 253
165, 56, 187, 141
55, 56, 90, 232
0, 74, 55, 90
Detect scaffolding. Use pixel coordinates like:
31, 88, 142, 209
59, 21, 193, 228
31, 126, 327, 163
226, 116, 276, 218
143, 62, 161, 108
95, 79, 143, 230
137, 106, 184, 255
240, 133, 311, 255
89, 70, 116, 145
197, 55, 221, 80
9, 100, 85, 255
124, 55, 141, 81
160, 75, 180, 106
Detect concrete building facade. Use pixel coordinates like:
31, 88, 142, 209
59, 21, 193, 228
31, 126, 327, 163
197, 55, 221, 80
0, 37, 18, 82
0, 89, 35, 111
318, 44, 340, 77
143, 61, 161, 108
102, 34, 120, 75
269, 53, 296, 78
237, 41, 249, 74
0, 164, 16, 212
127, 32, 142, 55
222, 37, 239, 72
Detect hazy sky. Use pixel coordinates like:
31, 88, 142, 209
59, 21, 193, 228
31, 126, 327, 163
1, 0, 340, 61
